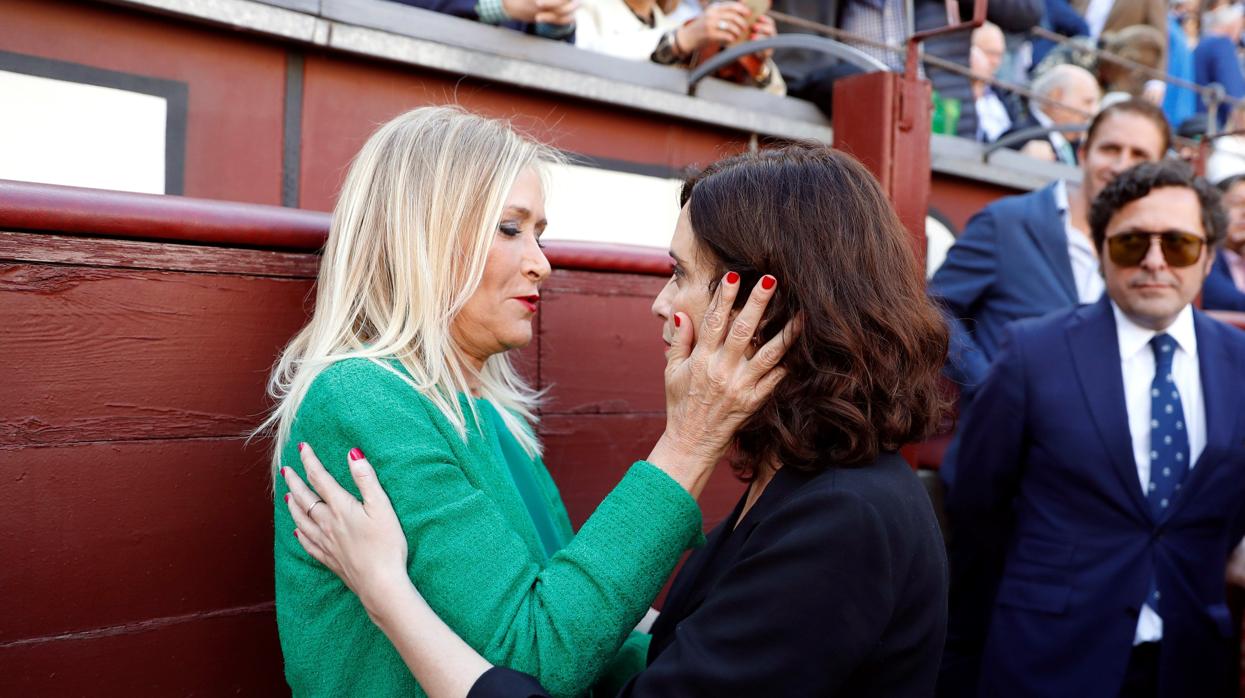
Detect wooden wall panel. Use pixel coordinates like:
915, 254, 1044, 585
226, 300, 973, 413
0, 438, 275, 644
929, 173, 1021, 232
0, 262, 312, 446
538, 270, 668, 415
0, 609, 286, 697
297, 53, 747, 211
0, 0, 287, 205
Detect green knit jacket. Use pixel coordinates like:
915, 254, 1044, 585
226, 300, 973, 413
274, 358, 703, 698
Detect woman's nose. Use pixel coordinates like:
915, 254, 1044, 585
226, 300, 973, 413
524, 238, 551, 282
651, 278, 675, 319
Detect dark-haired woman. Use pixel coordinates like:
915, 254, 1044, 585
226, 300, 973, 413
283, 145, 950, 697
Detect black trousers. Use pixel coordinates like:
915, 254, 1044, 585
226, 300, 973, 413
1117, 642, 1160, 698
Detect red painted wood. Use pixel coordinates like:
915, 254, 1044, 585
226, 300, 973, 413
540, 414, 745, 532
297, 53, 746, 211
0, 230, 320, 278
0, 608, 287, 697
0, 262, 311, 447
0, 0, 287, 205
929, 173, 1021, 232
832, 71, 931, 268
0, 438, 275, 644
539, 271, 669, 415
0, 179, 329, 251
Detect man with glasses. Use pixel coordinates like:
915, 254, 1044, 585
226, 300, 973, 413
940, 159, 1245, 698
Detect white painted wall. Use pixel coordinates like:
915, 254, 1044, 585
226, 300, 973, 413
0, 71, 166, 194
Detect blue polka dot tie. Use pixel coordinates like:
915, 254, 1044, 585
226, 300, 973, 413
1145, 334, 1189, 613
1146, 334, 1189, 517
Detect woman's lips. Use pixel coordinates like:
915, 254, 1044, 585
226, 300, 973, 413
514, 295, 539, 313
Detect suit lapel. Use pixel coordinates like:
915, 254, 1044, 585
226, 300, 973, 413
1169, 313, 1241, 510
1067, 298, 1152, 521
1025, 185, 1080, 305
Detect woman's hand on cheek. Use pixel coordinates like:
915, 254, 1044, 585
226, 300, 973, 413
648, 273, 799, 498
283, 444, 411, 619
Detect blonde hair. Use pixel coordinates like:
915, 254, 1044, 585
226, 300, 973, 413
259, 106, 559, 477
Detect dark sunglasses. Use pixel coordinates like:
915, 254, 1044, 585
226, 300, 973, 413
1105, 231, 1206, 268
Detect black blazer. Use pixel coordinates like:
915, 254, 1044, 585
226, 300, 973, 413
470, 452, 948, 697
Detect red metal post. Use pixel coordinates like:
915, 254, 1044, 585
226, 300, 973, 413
831, 72, 932, 270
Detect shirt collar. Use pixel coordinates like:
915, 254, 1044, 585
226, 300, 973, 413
1031, 103, 1055, 129
1111, 300, 1198, 362
1053, 178, 1071, 214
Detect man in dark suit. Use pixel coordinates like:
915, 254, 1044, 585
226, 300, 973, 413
929, 99, 1169, 418
941, 160, 1245, 698
999, 63, 1100, 164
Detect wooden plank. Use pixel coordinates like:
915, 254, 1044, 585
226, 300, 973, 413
0, 263, 311, 446
0, 231, 320, 278
0, 607, 288, 696
0, 438, 276, 644
540, 414, 744, 532
538, 271, 669, 415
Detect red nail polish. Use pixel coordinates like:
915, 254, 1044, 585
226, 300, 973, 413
349, 447, 364, 461
284, 493, 291, 503
293, 530, 299, 538
674, 315, 681, 328
725, 271, 740, 284
280, 467, 287, 476
297, 442, 305, 452
761, 275, 776, 290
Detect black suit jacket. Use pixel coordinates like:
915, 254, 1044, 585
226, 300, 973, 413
469, 453, 948, 697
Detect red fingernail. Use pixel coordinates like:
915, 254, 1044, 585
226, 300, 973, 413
280, 467, 287, 476
349, 447, 364, 461
284, 493, 291, 503
293, 530, 299, 538
674, 315, 682, 328
725, 271, 740, 284
297, 442, 305, 452
761, 275, 776, 290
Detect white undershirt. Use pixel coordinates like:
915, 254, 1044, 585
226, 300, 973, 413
1112, 302, 1207, 644
1053, 180, 1106, 303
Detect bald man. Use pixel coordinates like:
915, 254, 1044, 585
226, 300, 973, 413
1002, 64, 1102, 165
970, 22, 1018, 143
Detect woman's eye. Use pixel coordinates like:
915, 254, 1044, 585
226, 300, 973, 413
499, 223, 522, 237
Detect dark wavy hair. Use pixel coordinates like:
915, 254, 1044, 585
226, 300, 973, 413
681, 145, 950, 478
1089, 159, 1226, 252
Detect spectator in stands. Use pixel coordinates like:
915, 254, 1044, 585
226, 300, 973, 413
941, 159, 1245, 698
1193, 2, 1245, 126
1206, 174, 1245, 310
971, 22, 1017, 143
1002, 63, 1101, 163
1071, 0, 1168, 103
929, 99, 1169, 417
393, 0, 577, 40
1207, 102, 1245, 181
1162, 4, 1198, 128
1099, 24, 1168, 103
574, 0, 786, 94
771, 0, 1042, 128
1031, 0, 1090, 67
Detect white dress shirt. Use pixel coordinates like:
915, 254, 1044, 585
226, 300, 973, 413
1084, 0, 1114, 40
1031, 104, 1077, 165
976, 89, 1012, 143
1112, 302, 1207, 644
1053, 180, 1106, 304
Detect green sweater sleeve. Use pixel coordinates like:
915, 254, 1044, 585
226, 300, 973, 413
280, 359, 701, 698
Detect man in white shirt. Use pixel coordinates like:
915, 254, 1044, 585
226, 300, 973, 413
941, 159, 1245, 698
970, 22, 1013, 143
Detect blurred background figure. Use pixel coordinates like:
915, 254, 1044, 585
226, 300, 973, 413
971, 22, 1019, 143
1002, 63, 1101, 163
391, 0, 578, 39
1099, 24, 1168, 102
1207, 173, 1245, 310
1193, 1, 1245, 126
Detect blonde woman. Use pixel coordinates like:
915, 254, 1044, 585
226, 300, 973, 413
263, 106, 791, 697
